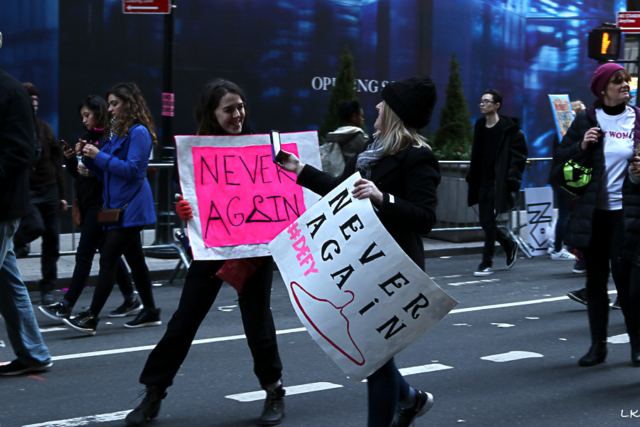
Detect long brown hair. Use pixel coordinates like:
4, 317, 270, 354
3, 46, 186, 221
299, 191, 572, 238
107, 82, 158, 145
195, 79, 248, 136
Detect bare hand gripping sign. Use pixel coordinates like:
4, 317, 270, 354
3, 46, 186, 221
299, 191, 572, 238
268, 173, 458, 381
176, 132, 321, 260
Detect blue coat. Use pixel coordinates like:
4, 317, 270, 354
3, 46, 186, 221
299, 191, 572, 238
84, 124, 156, 228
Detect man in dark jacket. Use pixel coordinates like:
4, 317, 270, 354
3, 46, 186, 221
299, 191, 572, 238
13, 82, 67, 305
466, 89, 528, 277
0, 33, 53, 375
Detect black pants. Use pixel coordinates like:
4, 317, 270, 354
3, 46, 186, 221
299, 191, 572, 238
139, 257, 283, 390
584, 209, 639, 342
88, 226, 155, 317
14, 184, 60, 292
63, 208, 134, 308
478, 184, 512, 265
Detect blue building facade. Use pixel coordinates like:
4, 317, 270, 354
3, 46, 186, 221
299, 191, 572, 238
0, 0, 628, 186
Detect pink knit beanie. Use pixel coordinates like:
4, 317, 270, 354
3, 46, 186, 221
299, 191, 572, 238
590, 63, 625, 97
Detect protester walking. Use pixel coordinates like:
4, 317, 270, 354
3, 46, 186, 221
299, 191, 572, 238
322, 100, 369, 176
13, 82, 67, 305
63, 82, 159, 336
466, 89, 528, 277
0, 38, 53, 375
554, 63, 640, 367
279, 75, 440, 427
125, 79, 285, 427
39, 95, 141, 322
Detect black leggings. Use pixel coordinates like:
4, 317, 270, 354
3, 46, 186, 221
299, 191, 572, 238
89, 226, 155, 317
139, 258, 282, 390
63, 208, 134, 307
584, 209, 640, 342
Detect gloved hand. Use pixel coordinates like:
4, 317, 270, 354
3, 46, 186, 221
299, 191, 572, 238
176, 195, 194, 221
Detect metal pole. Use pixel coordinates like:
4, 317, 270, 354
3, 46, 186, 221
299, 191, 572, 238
146, 2, 179, 259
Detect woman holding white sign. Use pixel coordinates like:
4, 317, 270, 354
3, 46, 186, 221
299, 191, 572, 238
125, 79, 285, 427
279, 76, 440, 427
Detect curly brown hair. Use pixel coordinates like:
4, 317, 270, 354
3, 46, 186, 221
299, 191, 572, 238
107, 82, 158, 145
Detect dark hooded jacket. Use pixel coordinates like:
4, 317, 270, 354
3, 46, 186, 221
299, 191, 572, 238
466, 115, 528, 213
553, 106, 640, 259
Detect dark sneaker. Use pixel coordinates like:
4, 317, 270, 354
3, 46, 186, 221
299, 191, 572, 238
506, 239, 518, 269
258, 383, 285, 426
392, 390, 434, 427
567, 288, 587, 306
572, 261, 586, 274
63, 310, 99, 336
124, 308, 161, 329
108, 295, 143, 318
39, 302, 72, 322
41, 291, 55, 306
125, 386, 167, 427
612, 297, 621, 310
0, 359, 53, 376
474, 262, 494, 277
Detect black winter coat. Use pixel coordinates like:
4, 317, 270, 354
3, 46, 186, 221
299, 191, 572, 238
65, 130, 107, 212
466, 116, 528, 213
0, 67, 36, 221
554, 106, 640, 258
297, 144, 441, 271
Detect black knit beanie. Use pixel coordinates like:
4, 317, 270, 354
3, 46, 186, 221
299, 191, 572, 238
381, 75, 437, 129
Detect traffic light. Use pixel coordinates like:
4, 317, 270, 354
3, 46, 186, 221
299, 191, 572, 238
589, 25, 622, 61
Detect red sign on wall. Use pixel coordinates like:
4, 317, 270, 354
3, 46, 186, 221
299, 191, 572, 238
617, 12, 640, 34
123, 0, 171, 14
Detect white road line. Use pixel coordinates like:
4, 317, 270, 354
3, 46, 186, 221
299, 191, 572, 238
481, 351, 544, 363
447, 279, 500, 286
398, 363, 453, 376
51, 327, 306, 361
22, 410, 131, 427
47, 293, 606, 363
39, 327, 67, 333
226, 382, 342, 402
608, 333, 630, 344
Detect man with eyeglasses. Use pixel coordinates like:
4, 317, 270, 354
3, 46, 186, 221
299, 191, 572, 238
466, 89, 528, 276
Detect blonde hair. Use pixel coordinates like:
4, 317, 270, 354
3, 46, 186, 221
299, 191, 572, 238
372, 102, 430, 156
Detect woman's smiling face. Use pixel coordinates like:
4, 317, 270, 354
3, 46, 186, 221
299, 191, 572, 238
214, 93, 245, 135
603, 71, 631, 107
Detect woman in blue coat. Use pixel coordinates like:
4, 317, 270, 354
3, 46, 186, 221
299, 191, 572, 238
64, 82, 160, 335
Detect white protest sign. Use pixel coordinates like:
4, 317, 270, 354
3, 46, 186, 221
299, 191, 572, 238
176, 132, 321, 260
268, 173, 458, 382
525, 187, 554, 256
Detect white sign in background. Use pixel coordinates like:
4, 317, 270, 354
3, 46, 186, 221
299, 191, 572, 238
176, 132, 322, 260
269, 173, 458, 382
525, 187, 554, 256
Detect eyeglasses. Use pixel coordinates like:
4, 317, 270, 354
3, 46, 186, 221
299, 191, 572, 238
478, 100, 496, 106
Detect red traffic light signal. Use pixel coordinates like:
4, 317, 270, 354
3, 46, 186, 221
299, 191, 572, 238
589, 26, 622, 61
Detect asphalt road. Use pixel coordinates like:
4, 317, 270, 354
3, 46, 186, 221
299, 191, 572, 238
1, 253, 636, 427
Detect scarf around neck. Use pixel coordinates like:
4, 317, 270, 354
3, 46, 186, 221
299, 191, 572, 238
355, 139, 385, 180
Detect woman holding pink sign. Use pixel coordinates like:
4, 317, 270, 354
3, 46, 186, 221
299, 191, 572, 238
125, 79, 285, 427
279, 76, 441, 427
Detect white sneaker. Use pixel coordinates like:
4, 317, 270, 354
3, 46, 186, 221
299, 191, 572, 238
550, 249, 575, 261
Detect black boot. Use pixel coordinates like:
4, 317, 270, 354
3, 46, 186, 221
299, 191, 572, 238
257, 383, 285, 426
630, 335, 640, 366
125, 386, 167, 427
578, 341, 607, 367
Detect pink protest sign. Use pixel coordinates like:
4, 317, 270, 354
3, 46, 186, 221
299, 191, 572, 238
192, 143, 305, 248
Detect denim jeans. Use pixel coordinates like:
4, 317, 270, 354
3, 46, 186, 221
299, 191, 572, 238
0, 218, 51, 365
367, 358, 410, 427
